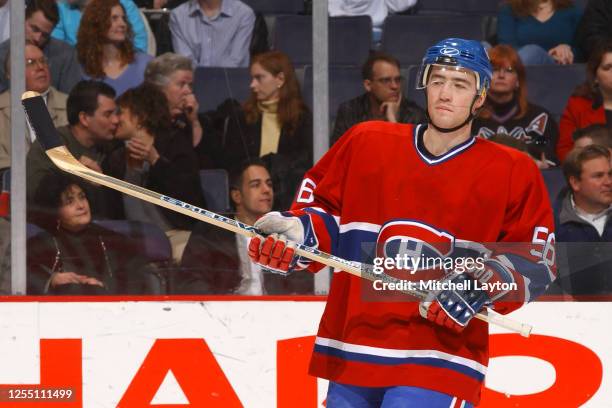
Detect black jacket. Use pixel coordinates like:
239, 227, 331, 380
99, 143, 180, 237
331, 93, 426, 145
178, 221, 314, 294
576, 0, 612, 61
205, 99, 313, 210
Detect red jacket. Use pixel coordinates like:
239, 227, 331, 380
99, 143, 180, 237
558, 96, 606, 161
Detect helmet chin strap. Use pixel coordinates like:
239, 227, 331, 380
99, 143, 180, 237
425, 93, 481, 133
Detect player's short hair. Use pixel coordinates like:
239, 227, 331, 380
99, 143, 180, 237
66, 80, 116, 126
362, 52, 401, 81
144, 53, 193, 88
562, 144, 611, 183
26, 0, 59, 26
572, 124, 612, 148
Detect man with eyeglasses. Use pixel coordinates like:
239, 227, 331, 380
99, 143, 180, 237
0, 43, 68, 171
0, 0, 82, 94
331, 51, 426, 145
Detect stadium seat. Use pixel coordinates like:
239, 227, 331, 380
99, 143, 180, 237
302, 66, 364, 122
241, 0, 304, 14
540, 167, 567, 205
95, 220, 172, 264
525, 64, 586, 121
381, 15, 485, 66
199, 169, 231, 214
415, 0, 502, 15
193, 67, 252, 113
274, 16, 373, 66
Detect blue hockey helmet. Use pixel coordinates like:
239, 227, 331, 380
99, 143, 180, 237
417, 38, 492, 96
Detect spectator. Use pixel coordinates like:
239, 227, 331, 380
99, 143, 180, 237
576, 0, 612, 62
27, 174, 156, 295
26, 80, 118, 219
332, 52, 426, 145
329, 0, 416, 44
0, 44, 68, 171
135, 0, 188, 9
179, 159, 313, 294
77, 0, 152, 96
555, 144, 612, 296
106, 83, 204, 262
53, 0, 148, 53
208, 51, 313, 210
0, 0, 9, 44
557, 40, 612, 161
573, 124, 612, 150
0, 0, 82, 94
169, 0, 255, 67
473, 45, 559, 167
497, 0, 582, 65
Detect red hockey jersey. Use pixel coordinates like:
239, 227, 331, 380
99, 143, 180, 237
289, 121, 556, 404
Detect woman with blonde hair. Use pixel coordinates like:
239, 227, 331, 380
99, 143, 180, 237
473, 44, 559, 166
76, 0, 151, 95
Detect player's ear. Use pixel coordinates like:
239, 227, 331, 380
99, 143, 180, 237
473, 91, 486, 112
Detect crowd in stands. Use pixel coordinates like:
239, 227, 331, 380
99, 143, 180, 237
0, 0, 611, 297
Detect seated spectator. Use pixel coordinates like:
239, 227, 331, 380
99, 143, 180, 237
208, 51, 312, 210
557, 40, 612, 161
77, 0, 152, 96
179, 159, 313, 294
169, 0, 255, 67
0, 44, 68, 171
473, 45, 559, 167
576, 0, 612, 61
27, 80, 119, 219
53, 0, 148, 53
573, 124, 612, 150
332, 52, 426, 145
0, 0, 82, 94
106, 83, 204, 262
0, 0, 8, 44
144, 53, 207, 157
329, 0, 416, 44
27, 174, 155, 295
555, 144, 612, 296
497, 0, 582, 65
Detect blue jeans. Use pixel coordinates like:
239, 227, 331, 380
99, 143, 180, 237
326, 382, 474, 408
518, 44, 555, 65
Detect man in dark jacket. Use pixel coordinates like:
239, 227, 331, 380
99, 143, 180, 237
331, 51, 426, 145
555, 144, 612, 296
576, 0, 612, 61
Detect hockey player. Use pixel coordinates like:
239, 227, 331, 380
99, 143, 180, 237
248, 38, 556, 407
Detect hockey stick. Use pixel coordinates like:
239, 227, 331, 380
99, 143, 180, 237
22, 91, 532, 337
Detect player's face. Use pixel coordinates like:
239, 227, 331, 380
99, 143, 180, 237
250, 62, 284, 102
58, 184, 91, 232
596, 52, 612, 95
572, 156, 612, 210
426, 66, 484, 129
82, 95, 119, 141
25, 11, 54, 48
24, 44, 51, 94
163, 69, 193, 117
116, 106, 140, 140
106, 5, 128, 44
364, 61, 402, 103
233, 165, 273, 218
490, 62, 518, 95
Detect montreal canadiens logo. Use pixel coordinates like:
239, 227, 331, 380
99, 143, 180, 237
376, 220, 455, 262
440, 47, 460, 56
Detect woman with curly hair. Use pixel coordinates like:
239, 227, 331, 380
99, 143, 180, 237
76, 0, 151, 95
209, 51, 313, 209
105, 83, 205, 262
497, 0, 582, 65
557, 40, 612, 161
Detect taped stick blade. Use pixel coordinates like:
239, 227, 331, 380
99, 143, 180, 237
21, 91, 62, 150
